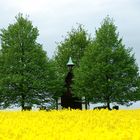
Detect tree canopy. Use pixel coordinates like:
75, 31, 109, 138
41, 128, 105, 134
0, 14, 51, 110
0, 14, 139, 110
53, 25, 92, 98
73, 17, 140, 109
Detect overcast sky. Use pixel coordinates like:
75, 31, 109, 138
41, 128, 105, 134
0, 0, 140, 109
0, 0, 140, 64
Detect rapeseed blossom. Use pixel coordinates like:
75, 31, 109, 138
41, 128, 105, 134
0, 109, 140, 140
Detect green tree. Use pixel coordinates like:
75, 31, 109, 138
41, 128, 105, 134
73, 17, 140, 109
54, 25, 91, 98
46, 59, 63, 109
0, 14, 50, 110
0, 50, 4, 108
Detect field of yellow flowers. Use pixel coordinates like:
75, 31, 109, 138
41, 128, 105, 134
0, 109, 140, 140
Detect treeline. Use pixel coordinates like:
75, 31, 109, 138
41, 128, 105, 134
0, 14, 140, 110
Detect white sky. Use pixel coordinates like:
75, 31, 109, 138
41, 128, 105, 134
0, 0, 140, 63
0, 0, 140, 109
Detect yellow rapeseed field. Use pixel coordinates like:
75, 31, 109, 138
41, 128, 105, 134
0, 109, 140, 140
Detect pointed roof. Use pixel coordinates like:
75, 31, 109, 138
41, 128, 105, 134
67, 57, 74, 66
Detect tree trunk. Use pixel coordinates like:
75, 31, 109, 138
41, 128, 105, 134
85, 98, 88, 110
21, 41, 25, 111
21, 94, 25, 111
55, 98, 58, 110
107, 101, 111, 110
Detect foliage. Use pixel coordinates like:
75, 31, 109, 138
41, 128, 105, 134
46, 59, 64, 98
73, 17, 140, 109
53, 24, 92, 97
0, 14, 51, 109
